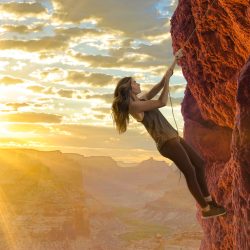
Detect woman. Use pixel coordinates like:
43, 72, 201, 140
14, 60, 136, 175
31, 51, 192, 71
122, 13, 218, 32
111, 49, 227, 219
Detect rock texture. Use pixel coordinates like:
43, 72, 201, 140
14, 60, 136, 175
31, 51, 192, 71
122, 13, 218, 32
171, 0, 250, 249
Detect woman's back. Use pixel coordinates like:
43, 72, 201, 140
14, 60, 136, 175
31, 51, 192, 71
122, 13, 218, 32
136, 99, 178, 150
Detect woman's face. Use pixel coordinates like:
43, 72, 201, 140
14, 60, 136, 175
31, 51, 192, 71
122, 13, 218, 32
130, 78, 141, 94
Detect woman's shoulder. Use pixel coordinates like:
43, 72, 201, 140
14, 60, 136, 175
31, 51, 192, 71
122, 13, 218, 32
129, 98, 146, 122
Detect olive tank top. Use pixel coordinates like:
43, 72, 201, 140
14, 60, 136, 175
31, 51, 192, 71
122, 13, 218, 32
138, 99, 179, 151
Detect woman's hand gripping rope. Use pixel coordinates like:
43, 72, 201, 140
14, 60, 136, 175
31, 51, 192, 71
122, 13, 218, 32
164, 48, 184, 81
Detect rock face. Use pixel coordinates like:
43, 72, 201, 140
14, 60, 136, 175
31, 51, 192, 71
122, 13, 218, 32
171, 1, 250, 249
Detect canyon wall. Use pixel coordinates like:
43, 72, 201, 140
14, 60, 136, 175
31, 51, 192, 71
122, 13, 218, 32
171, 0, 250, 249
0, 149, 90, 249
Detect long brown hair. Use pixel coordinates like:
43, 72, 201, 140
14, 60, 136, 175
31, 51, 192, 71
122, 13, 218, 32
111, 77, 132, 134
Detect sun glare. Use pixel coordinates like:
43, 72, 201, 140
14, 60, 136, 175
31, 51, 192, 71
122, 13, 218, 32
0, 123, 35, 138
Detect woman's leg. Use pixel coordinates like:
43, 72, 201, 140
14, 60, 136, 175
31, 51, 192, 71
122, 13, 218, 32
158, 137, 208, 208
178, 137, 210, 197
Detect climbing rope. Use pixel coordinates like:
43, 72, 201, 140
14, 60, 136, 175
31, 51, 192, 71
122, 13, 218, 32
168, 0, 217, 137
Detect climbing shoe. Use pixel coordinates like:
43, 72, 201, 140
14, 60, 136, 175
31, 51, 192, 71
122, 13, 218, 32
201, 204, 227, 219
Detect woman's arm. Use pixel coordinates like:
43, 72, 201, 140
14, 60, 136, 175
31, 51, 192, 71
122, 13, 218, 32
157, 49, 183, 103
139, 82, 163, 100
158, 58, 178, 105
129, 50, 183, 113
129, 59, 177, 113
140, 50, 182, 100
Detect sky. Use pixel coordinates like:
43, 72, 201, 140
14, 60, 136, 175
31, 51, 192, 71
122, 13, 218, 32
0, 0, 187, 163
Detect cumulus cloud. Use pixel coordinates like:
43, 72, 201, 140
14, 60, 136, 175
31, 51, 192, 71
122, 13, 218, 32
169, 84, 186, 93
43, 87, 57, 95
85, 93, 113, 104
52, 0, 176, 38
71, 52, 158, 70
2, 24, 44, 34
93, 114, 106, 120
0, 36, 67, 52
27, 85, 45, 93
5, 103, 30, 111
27, 84, 78, 99
0, 76, 24, 85
66, 70, 116, 86
70, 37, 176, 71
27, 85, 57, 96
0, 0, 183, 160
30, 67, 66, 82
166, 96, 183, 107
54, 27, 102, 38
57, 89, 74, 98
113, 38, 176, 67
92, 107, 111, 115
0, 2, 47, 15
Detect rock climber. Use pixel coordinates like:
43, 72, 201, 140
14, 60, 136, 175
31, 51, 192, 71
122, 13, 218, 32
111, 49, 227, 219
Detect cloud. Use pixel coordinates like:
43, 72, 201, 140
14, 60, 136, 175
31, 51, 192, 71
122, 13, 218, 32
85, 93, 113, 104
52, 0, 175, 38
169, 84, 186, 93
66, 70, 115, 86
27, 85, 45, 93
46, 124, 152, 149
0, 112, 62, 123
33, 103, 49, 108
27, 84, 78, 99
0, 2, 47, 15
0, 36, 67, 52
93, 114, 106, 120
142, 22, 171, 42
6, 123, 51, 134
71, 52, 158, 70
30, 67, 66, 82
70, 38, 176, 71
0, 0, 183, 160
37, 97, 52, 102
0, 76, 24, 85
57, 89, 74, 98
41, 67, 63, 74
5, 103, 30, 111
54, 27, 102, 38
166, 96, 183, 107
92, 107, 111, 115
43, 87, 57, 95
110, 38, 175, 66
27, 85, 57, 96
2, 24, 44, 34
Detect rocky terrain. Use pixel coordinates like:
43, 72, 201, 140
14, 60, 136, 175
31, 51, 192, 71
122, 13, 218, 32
0, 149, 203, 249
0, 149, 90, 250
171, 1, 250, 249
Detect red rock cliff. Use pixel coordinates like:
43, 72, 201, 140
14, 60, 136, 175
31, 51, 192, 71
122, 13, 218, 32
170, 0, 250, 249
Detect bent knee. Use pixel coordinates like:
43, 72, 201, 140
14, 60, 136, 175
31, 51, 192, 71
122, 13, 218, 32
158, 138, 180, 158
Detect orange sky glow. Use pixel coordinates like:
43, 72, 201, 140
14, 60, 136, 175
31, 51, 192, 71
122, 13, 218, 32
0, 0, 186, 163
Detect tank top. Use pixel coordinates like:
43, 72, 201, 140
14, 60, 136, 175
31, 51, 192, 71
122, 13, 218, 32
137, 99, 179, 151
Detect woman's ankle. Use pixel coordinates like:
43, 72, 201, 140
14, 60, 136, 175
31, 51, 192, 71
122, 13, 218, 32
201, 204, 210, 212
204, 195, 212, 202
